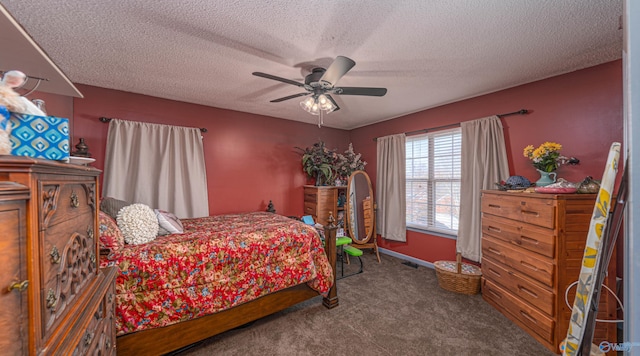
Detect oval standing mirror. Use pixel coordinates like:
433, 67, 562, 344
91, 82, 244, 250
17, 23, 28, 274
345, 170, 380, 262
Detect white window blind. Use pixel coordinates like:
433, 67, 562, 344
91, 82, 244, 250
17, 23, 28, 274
406, 128, 461, 236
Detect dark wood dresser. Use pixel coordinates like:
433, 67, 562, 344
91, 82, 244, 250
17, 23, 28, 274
0, 156, 116, 355
481, 190, 617, 354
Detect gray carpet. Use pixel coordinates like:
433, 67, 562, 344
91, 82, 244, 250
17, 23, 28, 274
177, 252, 555, 356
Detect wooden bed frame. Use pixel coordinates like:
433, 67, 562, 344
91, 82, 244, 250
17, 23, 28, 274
115, 219, 338, 355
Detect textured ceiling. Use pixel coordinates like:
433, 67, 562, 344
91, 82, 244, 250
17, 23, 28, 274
0, 0, 623, 129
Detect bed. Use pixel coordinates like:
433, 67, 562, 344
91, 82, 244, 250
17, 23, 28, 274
98, 209, 338, 355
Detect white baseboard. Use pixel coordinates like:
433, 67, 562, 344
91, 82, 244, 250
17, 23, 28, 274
378, 247, 435, 270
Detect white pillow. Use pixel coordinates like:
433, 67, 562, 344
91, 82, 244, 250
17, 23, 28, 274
117, 203, 159, 245
155, 209, 184, 235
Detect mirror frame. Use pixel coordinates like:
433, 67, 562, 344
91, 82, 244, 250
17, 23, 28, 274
345, 170, 374, 244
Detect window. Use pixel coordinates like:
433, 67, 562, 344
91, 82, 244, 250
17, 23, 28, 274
406, 128, 461, 236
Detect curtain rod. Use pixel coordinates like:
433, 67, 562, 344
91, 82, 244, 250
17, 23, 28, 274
373, 109, 528, 141
98, 117, 208, 133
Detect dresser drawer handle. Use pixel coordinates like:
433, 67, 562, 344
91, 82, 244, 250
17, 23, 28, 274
50, 246, 61, 264
519, 310, 537, 324
487, 226, 501, 233
520, 260, 539, 272
519, 235, 539, 244
488, 267, 501, 278
46, 289, 57, 309
487, 247, 502, 256
487, 204, 501, 209
8, 280, 29, 292
518, 285, 539, 298
70, 191, 79, 208
84, 332, 94, 346
521, 210, 539, 217
487, 288, 502, 300
95, 305, 104, 319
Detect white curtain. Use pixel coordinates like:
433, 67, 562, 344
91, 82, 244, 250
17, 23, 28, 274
376, 133, 407, 242
103, 119, 209, 218
457, 116, 509, 262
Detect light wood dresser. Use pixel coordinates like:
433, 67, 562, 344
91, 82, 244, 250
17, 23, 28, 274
303, 185, 345, 226
481, 190, 617, 355
0, 156, 117, 355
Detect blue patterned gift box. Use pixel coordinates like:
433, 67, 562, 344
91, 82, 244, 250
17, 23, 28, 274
9, 113, 70, 161
0, 105, 9, 124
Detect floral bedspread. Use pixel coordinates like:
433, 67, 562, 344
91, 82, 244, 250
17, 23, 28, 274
99, 212, 333, 336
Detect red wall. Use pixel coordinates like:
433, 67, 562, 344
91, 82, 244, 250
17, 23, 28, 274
38, 60, 622, 267
29, 91, 74, 129
349, 60, 623, 264
69, 84, 349, 217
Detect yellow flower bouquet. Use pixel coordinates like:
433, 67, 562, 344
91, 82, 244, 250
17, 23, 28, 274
523, 142, 565, 172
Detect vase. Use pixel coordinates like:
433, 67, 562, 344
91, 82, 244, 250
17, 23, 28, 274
315, 171, 324, 186
536, 169, 557, 187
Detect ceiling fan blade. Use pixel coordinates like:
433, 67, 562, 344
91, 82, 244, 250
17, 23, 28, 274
252, 72, 306, 88
326, 94, 341, 112
334, 87, 387, 96
270, 92, 310, 103
319, 56, 356, 87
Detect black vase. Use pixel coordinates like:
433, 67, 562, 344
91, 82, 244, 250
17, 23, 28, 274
315, 171, 324, 186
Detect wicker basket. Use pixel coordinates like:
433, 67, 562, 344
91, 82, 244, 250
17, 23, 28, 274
434, 253, 482, 295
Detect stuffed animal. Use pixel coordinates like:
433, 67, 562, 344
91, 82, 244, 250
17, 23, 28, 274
0, 80, 22, 155
0, 104, 11, 154
1, 70, 45, 116
0, 77, 27, 113
0, 70, 47, 154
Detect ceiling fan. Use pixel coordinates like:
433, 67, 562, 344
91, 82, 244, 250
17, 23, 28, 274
252, 56, 387, 119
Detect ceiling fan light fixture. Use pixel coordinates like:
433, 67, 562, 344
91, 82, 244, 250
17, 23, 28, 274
317, 94, 336, 113
254, 55, 384, 121
310, 102, 320, 115
300, 96, 320, 115
300, 96, 314, 110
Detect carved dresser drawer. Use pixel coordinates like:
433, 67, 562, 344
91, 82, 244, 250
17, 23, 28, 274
40, 211, 97, 334
37, 177, 99, 343
39, 180, 95, 230
0, 156, 116, 355
72, 267, 117, 356
481, 190, 617, 355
